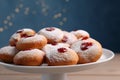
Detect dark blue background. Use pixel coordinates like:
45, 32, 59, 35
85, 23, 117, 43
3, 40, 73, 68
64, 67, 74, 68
0, 0, 119, 52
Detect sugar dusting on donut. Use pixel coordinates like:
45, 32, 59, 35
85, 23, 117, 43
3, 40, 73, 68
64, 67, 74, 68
71, 30, 90, 39
10, 28, 36, 43
15, 49, 45, 58
21, 28, 35, 36
0, 46, 18, 55
62, 31, 78, 44
42, 43, 70, 54
38, 27, 64, 42
46, 47, 76, 62
54, 43, 70, 48
16, 28, 35, 33
11, 33, 21, 40
20, 34, 46, 43
71, 38, 102, 62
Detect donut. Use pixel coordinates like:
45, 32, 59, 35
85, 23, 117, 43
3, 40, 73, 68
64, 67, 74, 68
38, 27, 64, 44
42, 43, 70, 53
71, 38, 102, 64
61, 31, 78, 45
45, 46, 79, 66
16, 34, 47, 50
0, 46, 18, 63
42, 43, 70, 63
13, 49, 45, 66
9, 28, 36, 46
71, 30, 90, 39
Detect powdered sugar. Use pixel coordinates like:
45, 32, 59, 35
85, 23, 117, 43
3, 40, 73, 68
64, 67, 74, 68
42, 43, 70, 53
21, 28, 35, 36
18, 34, 46, 43
71, 30, 90, 39
10, 28, 35, 42
22, 28, 35, 32
62, 31, 78, 45
42, 44, 55, 54
11, 33, 21, 40
56, 43, 70, 48
15, 49, 44, 59
38, 27, 64, 42
0, 46, 18, 55
71, 38, 101, 61
46, 46, 76, 62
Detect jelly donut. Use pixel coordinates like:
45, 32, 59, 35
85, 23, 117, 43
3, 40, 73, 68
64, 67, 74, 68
9, 28, 36, 46
42, 43, 70, 53
16, 34, 47, 50
71, 38, 102, 64
38, 27, 64, 44
46, 47, 79, 66
42, 43, 70, 63
71, 30, 90, 39
62, 31, 78, 45
0, 46, 18, 63
13, 49, 45, 66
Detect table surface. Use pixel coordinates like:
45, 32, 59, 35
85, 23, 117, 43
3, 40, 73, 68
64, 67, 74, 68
0, 54, 119, 80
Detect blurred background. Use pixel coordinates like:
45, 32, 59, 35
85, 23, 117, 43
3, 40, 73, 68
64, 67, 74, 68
0, 0, 119, 52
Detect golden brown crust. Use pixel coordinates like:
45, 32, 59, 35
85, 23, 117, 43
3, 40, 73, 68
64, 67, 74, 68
47, 38, 61, 44
9, 39, 16, 46
77, 50, 102, 64
16, 35, 47, 50
14, 55, 43, 66
0, 46, 18, 63
0, 54, 14, 63
16, 39, 47, 50
46, 57, 78, 66
13, 49, 44, 66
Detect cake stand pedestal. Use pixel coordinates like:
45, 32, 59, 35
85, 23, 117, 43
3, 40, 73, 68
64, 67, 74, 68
41, 73, 67, 80
0, 48, 114, 80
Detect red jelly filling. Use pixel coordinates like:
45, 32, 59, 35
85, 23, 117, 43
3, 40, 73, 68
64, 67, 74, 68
81, 36, 89, 40
62, 36, 68, 42
46, 27, 55, 31
58, 47, 67, 53
51, 42, 57, 45
21, 34, 33, 38
81, 42, 92, 50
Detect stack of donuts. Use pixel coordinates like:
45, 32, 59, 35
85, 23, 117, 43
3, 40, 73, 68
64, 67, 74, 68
0, 27, 102, 66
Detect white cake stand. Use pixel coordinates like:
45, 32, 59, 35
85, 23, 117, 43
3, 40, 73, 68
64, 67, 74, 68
0, 48, 114, 80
